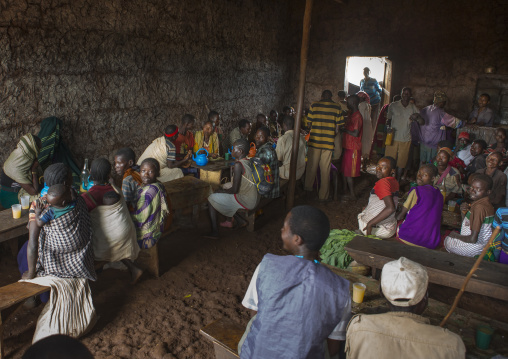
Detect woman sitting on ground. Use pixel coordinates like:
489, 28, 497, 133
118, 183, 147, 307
194, 120, 220, 158
396, 164, 443, 249
206, 139, 260, 238
433, 147, 462, 203
474, 152, 507, 210
114, 147, 143, 209
82, 158, 142, 283
131, 158, 170, 249
357, 156, 399, 238
485, 128, 508, 170
456, 132, 474, 166
0, 134, 42, 208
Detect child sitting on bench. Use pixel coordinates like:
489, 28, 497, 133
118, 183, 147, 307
357, 156, 399, 238
444, 174, 495, 257
238, 205, 351, 359
396, 164, 443, 249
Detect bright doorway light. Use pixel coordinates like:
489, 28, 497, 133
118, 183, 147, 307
344, 56, 388, 97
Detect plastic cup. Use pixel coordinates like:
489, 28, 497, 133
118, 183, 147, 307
476, 325, 494, 350
20, 195, 30, 209
225, 153, 231, 161
352, 283, 367, 304
11, 204, 22, 219
448, 200, 456, 212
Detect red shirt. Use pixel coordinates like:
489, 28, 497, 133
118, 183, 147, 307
343, 111, 363, 151
81, 184, 114, 212
373, 177, 399, 200
174, 131, 195, 156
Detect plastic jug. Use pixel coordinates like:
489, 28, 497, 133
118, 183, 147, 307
249, 142, 257, 157
385, 127, 394, 146
193, 148, 209, 166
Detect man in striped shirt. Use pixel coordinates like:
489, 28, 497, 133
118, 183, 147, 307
304, 90, 345, 200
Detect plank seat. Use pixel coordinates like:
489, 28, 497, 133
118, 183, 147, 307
200, 318, 243, 359
0, 282, 50, 358
238, 179, 289, 232
345, 236, 508, 301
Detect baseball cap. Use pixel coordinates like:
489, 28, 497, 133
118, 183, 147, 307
381, 257, 428, 307
458, 132, 470, 140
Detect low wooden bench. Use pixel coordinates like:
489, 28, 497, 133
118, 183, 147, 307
0, 282, 50, 359
345, 236, 508, 301
200, 318, 244, 359
163, 176, 212, 225
238, 179, 289, 232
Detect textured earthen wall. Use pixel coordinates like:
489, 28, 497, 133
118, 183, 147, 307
290, 0, 508, 119
0, 0, 291, 164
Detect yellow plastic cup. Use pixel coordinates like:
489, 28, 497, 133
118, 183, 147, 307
20, 195, 30, 209
448, 200, 456, 212
12, 204, 22, 219
352, 282, 367, 303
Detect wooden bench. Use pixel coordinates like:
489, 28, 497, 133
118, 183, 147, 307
239, 178, 289, 232
200, 318, 244, 359
0, 282, 50, 359
0, 208, 29, 256
345, 236, 508, 301
163, 176, 212, 225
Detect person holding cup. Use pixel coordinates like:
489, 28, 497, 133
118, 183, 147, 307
346, 257, 465, 358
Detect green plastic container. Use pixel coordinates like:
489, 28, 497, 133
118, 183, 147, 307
476, 325, 494, 350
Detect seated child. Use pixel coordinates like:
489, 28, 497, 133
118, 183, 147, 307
434, 140, 465, 179
82, 158, 116, 212
485, 128, 508, 170
131, 158, 169, 249
465, 139, 487, 180
474, 152, 507, 209
492, 208, 508, 264
238, 206, 351, 359
102, 191, 121, 206
456, 132, 474, 166
114, 148, 142, 209
357, 157, 399, 238
434, 148, 462, 203
396, 164, 443, 249
34, 184, 76, 227
444, 174, 495, 257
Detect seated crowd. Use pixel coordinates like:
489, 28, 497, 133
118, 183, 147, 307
0, 84, 505, 358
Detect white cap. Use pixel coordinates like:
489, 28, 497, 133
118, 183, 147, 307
381, 257, 428, 307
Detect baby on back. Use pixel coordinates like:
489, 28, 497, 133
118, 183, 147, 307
102, 191, 121, 206
34, 183, 75, 227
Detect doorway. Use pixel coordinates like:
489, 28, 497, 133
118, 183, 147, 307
344, 56, 392, 107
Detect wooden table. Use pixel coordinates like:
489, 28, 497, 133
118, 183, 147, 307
192, 159, 233, 189
345, 236, 508, 301
163, 176, 212, 225
0, 208, 29, 255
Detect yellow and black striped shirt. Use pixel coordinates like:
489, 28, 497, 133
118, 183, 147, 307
307, 100, 345, 151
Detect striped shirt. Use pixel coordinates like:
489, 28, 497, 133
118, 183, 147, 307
360, 78, 382, 105
307, 100, 345, 151
493, 208, 508, 252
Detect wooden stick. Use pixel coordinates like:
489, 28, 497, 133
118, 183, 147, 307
440, 226, 501, 327
286, 0, 314, 210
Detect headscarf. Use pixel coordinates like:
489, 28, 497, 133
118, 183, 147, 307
439, 147, 453, 158
433, 91, 448, 104
357, 91, 370, 104
123, 166, 143, 185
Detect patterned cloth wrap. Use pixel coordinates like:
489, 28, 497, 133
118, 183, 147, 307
36, 196, 96, 281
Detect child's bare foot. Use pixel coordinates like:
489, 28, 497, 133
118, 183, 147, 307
130, 266, 143, 285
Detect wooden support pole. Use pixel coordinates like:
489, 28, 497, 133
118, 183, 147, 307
439, 226, 501, 327
286, 0, 314, 210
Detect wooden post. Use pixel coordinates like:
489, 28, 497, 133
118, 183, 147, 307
286, 0, 314, 210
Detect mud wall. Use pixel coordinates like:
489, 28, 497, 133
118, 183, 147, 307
289, 0, 508, 120
0, 0, 292, 164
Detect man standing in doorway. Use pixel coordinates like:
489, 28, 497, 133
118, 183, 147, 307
304, 90, 344, 201
384, 88, 421, 182
360, 67, 383, 127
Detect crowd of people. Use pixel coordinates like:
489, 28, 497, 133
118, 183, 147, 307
0, 66, 505, 357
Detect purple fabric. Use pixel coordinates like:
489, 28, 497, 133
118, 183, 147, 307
500, 250, 508, 265
398, 185, 443, 249
419, 105, 449, 148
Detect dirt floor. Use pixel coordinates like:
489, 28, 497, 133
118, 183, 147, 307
0, 174, 375, 359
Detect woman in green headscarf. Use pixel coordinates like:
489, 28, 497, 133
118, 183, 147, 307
0, 134, 42, 208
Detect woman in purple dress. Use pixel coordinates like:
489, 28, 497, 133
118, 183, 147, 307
396, 164, 443, 249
